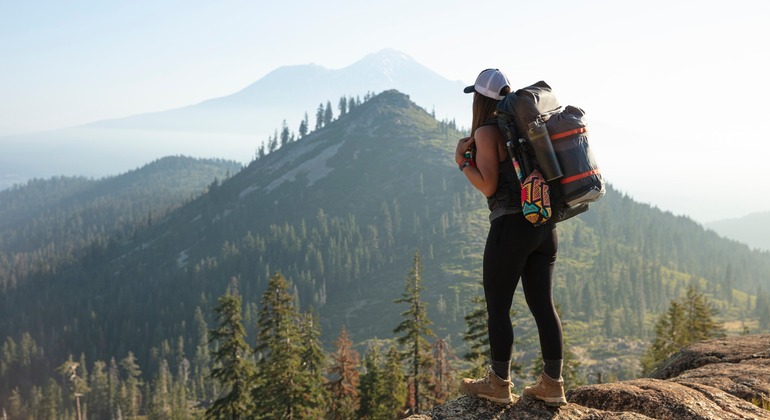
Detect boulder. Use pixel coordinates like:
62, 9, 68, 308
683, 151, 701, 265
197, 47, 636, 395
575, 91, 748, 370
409, 335, 770, 419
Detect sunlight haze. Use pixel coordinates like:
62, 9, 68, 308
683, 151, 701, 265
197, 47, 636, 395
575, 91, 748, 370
1, 0, 769, 223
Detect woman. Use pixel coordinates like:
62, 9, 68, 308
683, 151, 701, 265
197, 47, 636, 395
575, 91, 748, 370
456, 68, 567, 406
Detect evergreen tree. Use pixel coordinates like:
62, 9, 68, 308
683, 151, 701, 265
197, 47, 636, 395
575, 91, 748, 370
357, 345, 383, 419
40, 377, 63, 420
326, 326, 360, 420
382, 346, 407, 417
315, 103, 324, 130
324, 100, 334, 126
268, 130, 279, 153
207, 287, 255, 419
756, 287, 770, 331
108, 357, 121, 418
193, 305, 212, 402
7, 387, 26, 419
393, 250, 434, 414
338, 96, 348, 117
149, 358, 172, 419
298, 112, 309, 138
253, 272, 305, 419
358, 345, 405, 420
88, 360, 110, 420
641, 286, 725, 374
57, 355, 90, 420
296, 310, 328, 418
681, 285, 725, 341
462, 293, 488, 379
280, 120, 290, 146
120, 351, 144, 418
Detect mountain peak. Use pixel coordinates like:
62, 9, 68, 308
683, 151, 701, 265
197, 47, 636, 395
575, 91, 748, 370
358, 48, 415, 65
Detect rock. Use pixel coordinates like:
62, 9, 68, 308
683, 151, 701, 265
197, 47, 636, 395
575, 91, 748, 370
568, 378, 768, 419
648, 334, 770, 380
421, 395, 652, 420
408, 335, 770, 419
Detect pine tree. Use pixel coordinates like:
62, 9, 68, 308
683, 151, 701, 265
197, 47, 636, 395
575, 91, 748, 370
358, 345, 405, 419
756, 287, 770, 331
120, 352, 143, 418
324, 100, 334, 125
7, 387, 26, 419
338, 96, 348, 117
681, 285, 725, 342
315, 103, 324, 130
268, 130, 279, 153
393, 250, 434, 414
357, 345, 383, 419
326, 326, 360, 419
641, 285, 725, 374
296, 310, 328, 418
253, 272, 305, 419
462, 293, 488, 379
89, 360, 110, 420
149, 358, 172, 418
382, 346, 407, 417
280, 120, 290, 146
207, 286, 255, 419
57, 355, 90, 420
108, 357, 121, 418
299, 112, 309, 138
193, 306, 212, 402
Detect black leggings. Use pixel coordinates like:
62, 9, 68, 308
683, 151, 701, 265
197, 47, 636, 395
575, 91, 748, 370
483, 213, 562, 363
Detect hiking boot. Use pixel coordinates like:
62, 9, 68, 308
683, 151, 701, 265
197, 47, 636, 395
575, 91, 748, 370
523, 372, 567, 406
460, 368, 513, 405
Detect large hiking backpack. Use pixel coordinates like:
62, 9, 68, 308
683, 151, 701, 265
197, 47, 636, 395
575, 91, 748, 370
497, 81, 605, 224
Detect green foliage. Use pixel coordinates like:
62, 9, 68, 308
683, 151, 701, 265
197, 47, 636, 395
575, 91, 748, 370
2, 89, 770, 415
254, 272, 327, 419
393, 250, 435, 413
462, 293, 488, 379
358, 345, 406, 420
641, 285, 725, 374
207, 288, 255, 419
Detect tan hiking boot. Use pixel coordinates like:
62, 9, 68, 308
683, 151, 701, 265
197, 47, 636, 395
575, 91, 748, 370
460, 368, 513, 405
523, 372, 567, 406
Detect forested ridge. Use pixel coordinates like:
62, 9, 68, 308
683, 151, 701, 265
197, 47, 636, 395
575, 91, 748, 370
1, 90, 769, 418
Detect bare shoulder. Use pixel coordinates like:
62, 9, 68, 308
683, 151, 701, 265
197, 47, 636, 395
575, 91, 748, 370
474, 125, 504, 144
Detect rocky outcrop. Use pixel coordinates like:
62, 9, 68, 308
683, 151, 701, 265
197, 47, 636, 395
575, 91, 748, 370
410, 335, 770, 419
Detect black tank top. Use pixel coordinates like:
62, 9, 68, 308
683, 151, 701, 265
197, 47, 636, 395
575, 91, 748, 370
480, 118, 522, 222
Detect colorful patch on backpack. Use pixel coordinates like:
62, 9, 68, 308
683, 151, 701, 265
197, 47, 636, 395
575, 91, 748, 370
521, 169, 551, 226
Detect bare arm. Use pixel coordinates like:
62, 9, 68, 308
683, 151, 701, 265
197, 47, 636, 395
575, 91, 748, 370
455, 125, 501, 197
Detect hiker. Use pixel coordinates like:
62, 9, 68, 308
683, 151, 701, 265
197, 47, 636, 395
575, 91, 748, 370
455, 68, 567, 406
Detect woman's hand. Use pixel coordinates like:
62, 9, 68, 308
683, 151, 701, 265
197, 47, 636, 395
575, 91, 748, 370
456, 136, 475, 165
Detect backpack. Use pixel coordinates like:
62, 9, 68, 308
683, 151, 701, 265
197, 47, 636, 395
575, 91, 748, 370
497, 81, 605, 224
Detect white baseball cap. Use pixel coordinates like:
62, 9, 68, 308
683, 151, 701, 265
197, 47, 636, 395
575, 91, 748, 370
463, 68, 510, 100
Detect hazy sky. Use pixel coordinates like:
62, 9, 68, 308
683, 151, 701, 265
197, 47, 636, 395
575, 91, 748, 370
2, 0, 769, 222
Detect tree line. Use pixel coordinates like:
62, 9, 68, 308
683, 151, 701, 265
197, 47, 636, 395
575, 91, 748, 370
1, 251, 471, 419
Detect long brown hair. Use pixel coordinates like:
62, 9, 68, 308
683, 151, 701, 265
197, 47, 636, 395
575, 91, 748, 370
471, 87, 510, 135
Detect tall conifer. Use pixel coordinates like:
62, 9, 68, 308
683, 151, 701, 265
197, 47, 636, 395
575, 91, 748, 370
253, 272, 304, 419
393, 250, 434, 414
327, 326, 360, 419
207, 286, 255, 419
641, 285, 724, 374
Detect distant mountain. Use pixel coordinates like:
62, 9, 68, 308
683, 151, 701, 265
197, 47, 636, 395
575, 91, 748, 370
2, 90, 769, 404
0, 155, 240, 282
0, 49, 468, 191
706, 211, 770, 252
